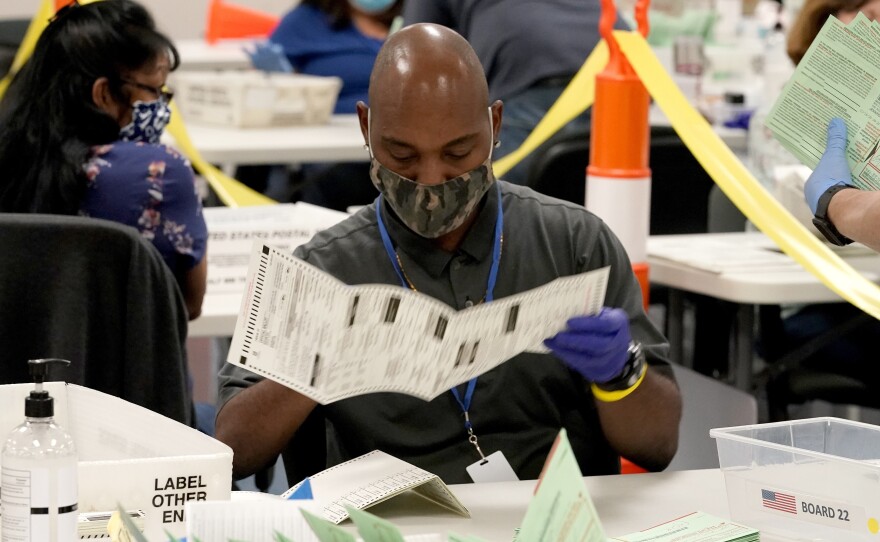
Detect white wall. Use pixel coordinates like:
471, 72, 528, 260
0, 0, 298, 40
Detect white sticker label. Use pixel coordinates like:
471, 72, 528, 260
748, 481, 869, 533
466, 451, 519, 483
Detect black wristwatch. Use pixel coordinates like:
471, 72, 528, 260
595, 342, 647, 392
812, 184, 855, 246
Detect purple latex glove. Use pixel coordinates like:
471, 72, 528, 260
544, 307, 631, 383
805, 118, 853, 215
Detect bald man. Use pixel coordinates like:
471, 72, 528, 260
217, 24, 682, 486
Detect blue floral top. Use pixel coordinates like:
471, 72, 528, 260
81, 141, 207, 276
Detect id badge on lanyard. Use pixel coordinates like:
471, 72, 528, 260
375, 184, 517, 482
451, 379, 519, 483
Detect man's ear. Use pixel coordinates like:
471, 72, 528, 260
91, 77, 118, 117
356, 101, 370, 147
491, 100, 504, 142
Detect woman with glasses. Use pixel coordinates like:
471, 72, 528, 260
0, 0, 207, 320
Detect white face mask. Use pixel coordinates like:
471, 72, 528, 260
368, 108, 497, 238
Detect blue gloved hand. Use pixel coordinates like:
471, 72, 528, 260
245, 42, 293, 73
543, 308, 631, 383
805, 118, 853, 215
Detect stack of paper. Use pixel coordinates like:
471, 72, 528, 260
204, 202, 348, 295
185, 499, 446, 542
766, 12, 880, 190
78, 509, 145, 538
647, 234, 798, 274
610, 511, 759, 541
186, 500, 322, 541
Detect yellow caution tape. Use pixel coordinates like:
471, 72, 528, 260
166, 103, 276, 207
0, 0, 275, 208
7, 4, 880, 313
614, 30, 880, 320
493, 41, 607, 178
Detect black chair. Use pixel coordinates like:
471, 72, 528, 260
759, 304, 880, 421
526, 125, 717, 235
0, 214, 193, 425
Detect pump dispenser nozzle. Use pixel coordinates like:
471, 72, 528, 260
3, 358, 79, 542
25, 358, 70, 419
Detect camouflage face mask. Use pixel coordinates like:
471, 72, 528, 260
368, 108, 497, 239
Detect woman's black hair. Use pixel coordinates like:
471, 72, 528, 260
0, 0, 179, 214
301, 0, 403, 30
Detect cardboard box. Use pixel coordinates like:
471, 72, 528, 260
0, 383, 232, 539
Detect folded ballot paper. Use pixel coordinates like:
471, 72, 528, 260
766, 11, 880, 190
610, 511, 759, 541
227, 242, 609, 403
183, 450, 462, 541
282, 450, 469, 524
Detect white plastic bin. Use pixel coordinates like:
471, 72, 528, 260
711, 417, 880, 541
0, 383, 233, 540
171, 70, 342, 127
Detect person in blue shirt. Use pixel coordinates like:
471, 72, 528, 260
0, 0, 207, 320
250, 0, 403, 211
271, 0, 403, 115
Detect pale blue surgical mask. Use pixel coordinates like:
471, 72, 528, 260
348, 0, 395, 14
118, 99, 171, 144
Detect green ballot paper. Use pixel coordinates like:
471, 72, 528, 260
345, 505, 407, 542
766, 12, 880, 190
609, 511, 759, 542
301, 508, 357, 542
447, 534, 490, 542
514, 429, 606, 542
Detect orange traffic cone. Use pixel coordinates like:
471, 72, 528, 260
205, 0, 279, 44
587, 0, 652, 308
621, 457, 649, 474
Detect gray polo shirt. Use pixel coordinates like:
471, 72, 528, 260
219, 181, 674, 484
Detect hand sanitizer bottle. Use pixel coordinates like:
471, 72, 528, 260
1, 359, 78, 542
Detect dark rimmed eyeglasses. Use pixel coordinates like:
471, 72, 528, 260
120, 79, 174, 104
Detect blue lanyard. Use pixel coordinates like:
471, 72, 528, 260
375, 183, 504, 431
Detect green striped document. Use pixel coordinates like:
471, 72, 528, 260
609, 511, 759, 541
766, 11, 880, 190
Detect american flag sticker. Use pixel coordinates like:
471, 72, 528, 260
762, 489, 798, 514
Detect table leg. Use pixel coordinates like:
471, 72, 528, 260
732, 304, 755, 391
667, 289, 686, 367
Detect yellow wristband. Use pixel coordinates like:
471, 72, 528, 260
590, 363, 648, 403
